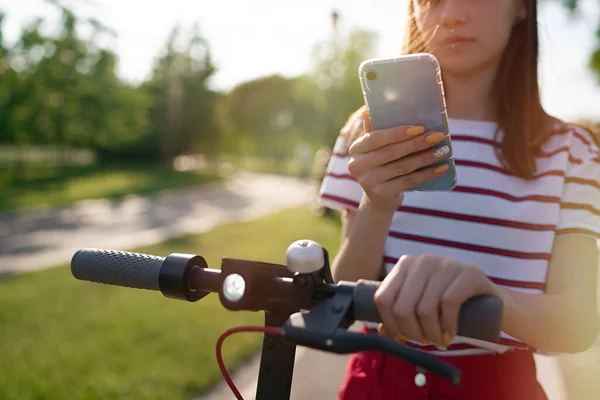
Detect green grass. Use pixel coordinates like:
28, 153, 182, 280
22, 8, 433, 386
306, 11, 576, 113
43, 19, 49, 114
0, 208, 342, 400
0, 163, 222, 212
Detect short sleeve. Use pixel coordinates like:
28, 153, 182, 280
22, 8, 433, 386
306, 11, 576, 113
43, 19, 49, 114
317, 133, 364, 211
555, 137, 600, 239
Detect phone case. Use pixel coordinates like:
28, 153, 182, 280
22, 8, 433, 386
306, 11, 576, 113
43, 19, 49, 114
358, 53, 457, 191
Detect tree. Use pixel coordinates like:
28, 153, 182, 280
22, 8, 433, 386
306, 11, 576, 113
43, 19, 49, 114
557, 0, 600, 81
144, 23, 218, 163
218, 16, 377, 161
218, 74, 319, 159
0, 12, 20, 145
310, 23, 377, 147
0, 0, 155, 172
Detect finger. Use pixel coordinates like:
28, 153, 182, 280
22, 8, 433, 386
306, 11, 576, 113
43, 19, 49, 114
374, 255, 413, 338
349, 125, 427, 156
369, 162, 450, 197
375, 131, 449, 167
374, 260, 406, 337
378, 323, 409, 343
391, 255, 436, 342
362, 144, 451, 185
416, 260, 462, 347
378, 323, 393, 339
349, 131, 448, 176
439, 265, 486, 340
362, 109, 373, 133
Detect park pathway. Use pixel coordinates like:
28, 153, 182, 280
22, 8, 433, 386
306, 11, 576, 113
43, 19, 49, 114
0, 172, 316, 276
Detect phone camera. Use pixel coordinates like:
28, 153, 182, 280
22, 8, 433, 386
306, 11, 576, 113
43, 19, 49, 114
366, 70, 377, 81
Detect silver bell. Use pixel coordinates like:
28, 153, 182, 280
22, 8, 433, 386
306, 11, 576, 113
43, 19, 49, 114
286, 240, 324, 274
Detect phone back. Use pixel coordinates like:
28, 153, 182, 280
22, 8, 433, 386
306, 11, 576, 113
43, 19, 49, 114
358, 53, 456, 191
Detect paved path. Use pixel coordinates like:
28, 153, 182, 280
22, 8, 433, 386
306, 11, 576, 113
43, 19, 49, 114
1, 172, 598, 399
0, 172, 316, 275
198, 346, 348, 400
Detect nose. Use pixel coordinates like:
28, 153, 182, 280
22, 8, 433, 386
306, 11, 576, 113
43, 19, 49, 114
439, 0, 468, 30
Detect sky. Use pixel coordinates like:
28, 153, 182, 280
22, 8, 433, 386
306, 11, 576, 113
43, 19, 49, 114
1, 0, 600, 121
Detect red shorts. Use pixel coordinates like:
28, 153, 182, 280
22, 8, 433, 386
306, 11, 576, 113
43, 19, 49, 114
338, 328, 548, 400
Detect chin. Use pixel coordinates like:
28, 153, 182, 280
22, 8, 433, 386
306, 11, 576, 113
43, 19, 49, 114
435, 53, 495, 77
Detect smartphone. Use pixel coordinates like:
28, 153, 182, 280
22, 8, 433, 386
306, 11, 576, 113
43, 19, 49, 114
358, 53, 457, 191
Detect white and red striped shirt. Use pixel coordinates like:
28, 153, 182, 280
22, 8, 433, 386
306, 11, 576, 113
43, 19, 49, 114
318, 118, 600, 356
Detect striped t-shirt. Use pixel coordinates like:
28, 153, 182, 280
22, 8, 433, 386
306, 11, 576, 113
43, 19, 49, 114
318, 118, 600, 356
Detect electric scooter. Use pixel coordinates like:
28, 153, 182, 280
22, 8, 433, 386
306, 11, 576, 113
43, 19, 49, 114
70, 239, 503, 400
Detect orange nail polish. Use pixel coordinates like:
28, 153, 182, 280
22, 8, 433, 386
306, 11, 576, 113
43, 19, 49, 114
407, 126, 425, 136
443, 331, 453, 348
426, 132, 445, 144
395, 333, 410, 343
433, 164, 449, 174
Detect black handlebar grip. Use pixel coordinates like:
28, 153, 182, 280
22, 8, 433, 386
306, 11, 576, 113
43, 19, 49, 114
71, 249, 165, 290
352, 279, 503, 342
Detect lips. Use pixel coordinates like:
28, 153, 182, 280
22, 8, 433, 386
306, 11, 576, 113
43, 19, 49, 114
442, 35, 475, 45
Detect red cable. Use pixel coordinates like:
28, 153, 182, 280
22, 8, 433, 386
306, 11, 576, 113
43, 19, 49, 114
216, 326, 283, 400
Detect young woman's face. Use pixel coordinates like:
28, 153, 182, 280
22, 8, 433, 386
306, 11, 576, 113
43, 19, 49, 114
412, 0, 525, 75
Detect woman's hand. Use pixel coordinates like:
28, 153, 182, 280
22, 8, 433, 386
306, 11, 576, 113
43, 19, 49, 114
347, 110, 450, 213
374, 254, 500, 348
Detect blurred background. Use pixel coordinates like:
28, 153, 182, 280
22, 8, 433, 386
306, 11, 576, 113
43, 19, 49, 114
0, 0, 599, 399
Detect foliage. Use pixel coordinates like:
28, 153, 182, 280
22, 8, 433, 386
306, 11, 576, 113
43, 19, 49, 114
310, 29, 377, 147
1, 0, 596, 179
0, 2, 377, 172
556, 0, 600, 82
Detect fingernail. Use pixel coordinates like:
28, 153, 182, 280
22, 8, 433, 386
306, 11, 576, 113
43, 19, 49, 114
426, 132, 445, 144
433, 145, 450, 159
443, 331, 453, 348
433, 164, 449, 174
395, 333, 410, 343
407, 126, 425, 136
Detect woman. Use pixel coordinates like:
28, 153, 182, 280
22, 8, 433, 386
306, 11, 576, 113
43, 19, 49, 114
318, 0, 600, 399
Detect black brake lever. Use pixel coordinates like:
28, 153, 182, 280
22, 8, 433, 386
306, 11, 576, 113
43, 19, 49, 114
280, 326, 461, 385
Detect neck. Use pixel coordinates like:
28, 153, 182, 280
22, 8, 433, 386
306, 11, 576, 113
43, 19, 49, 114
442, 64, 499, 122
